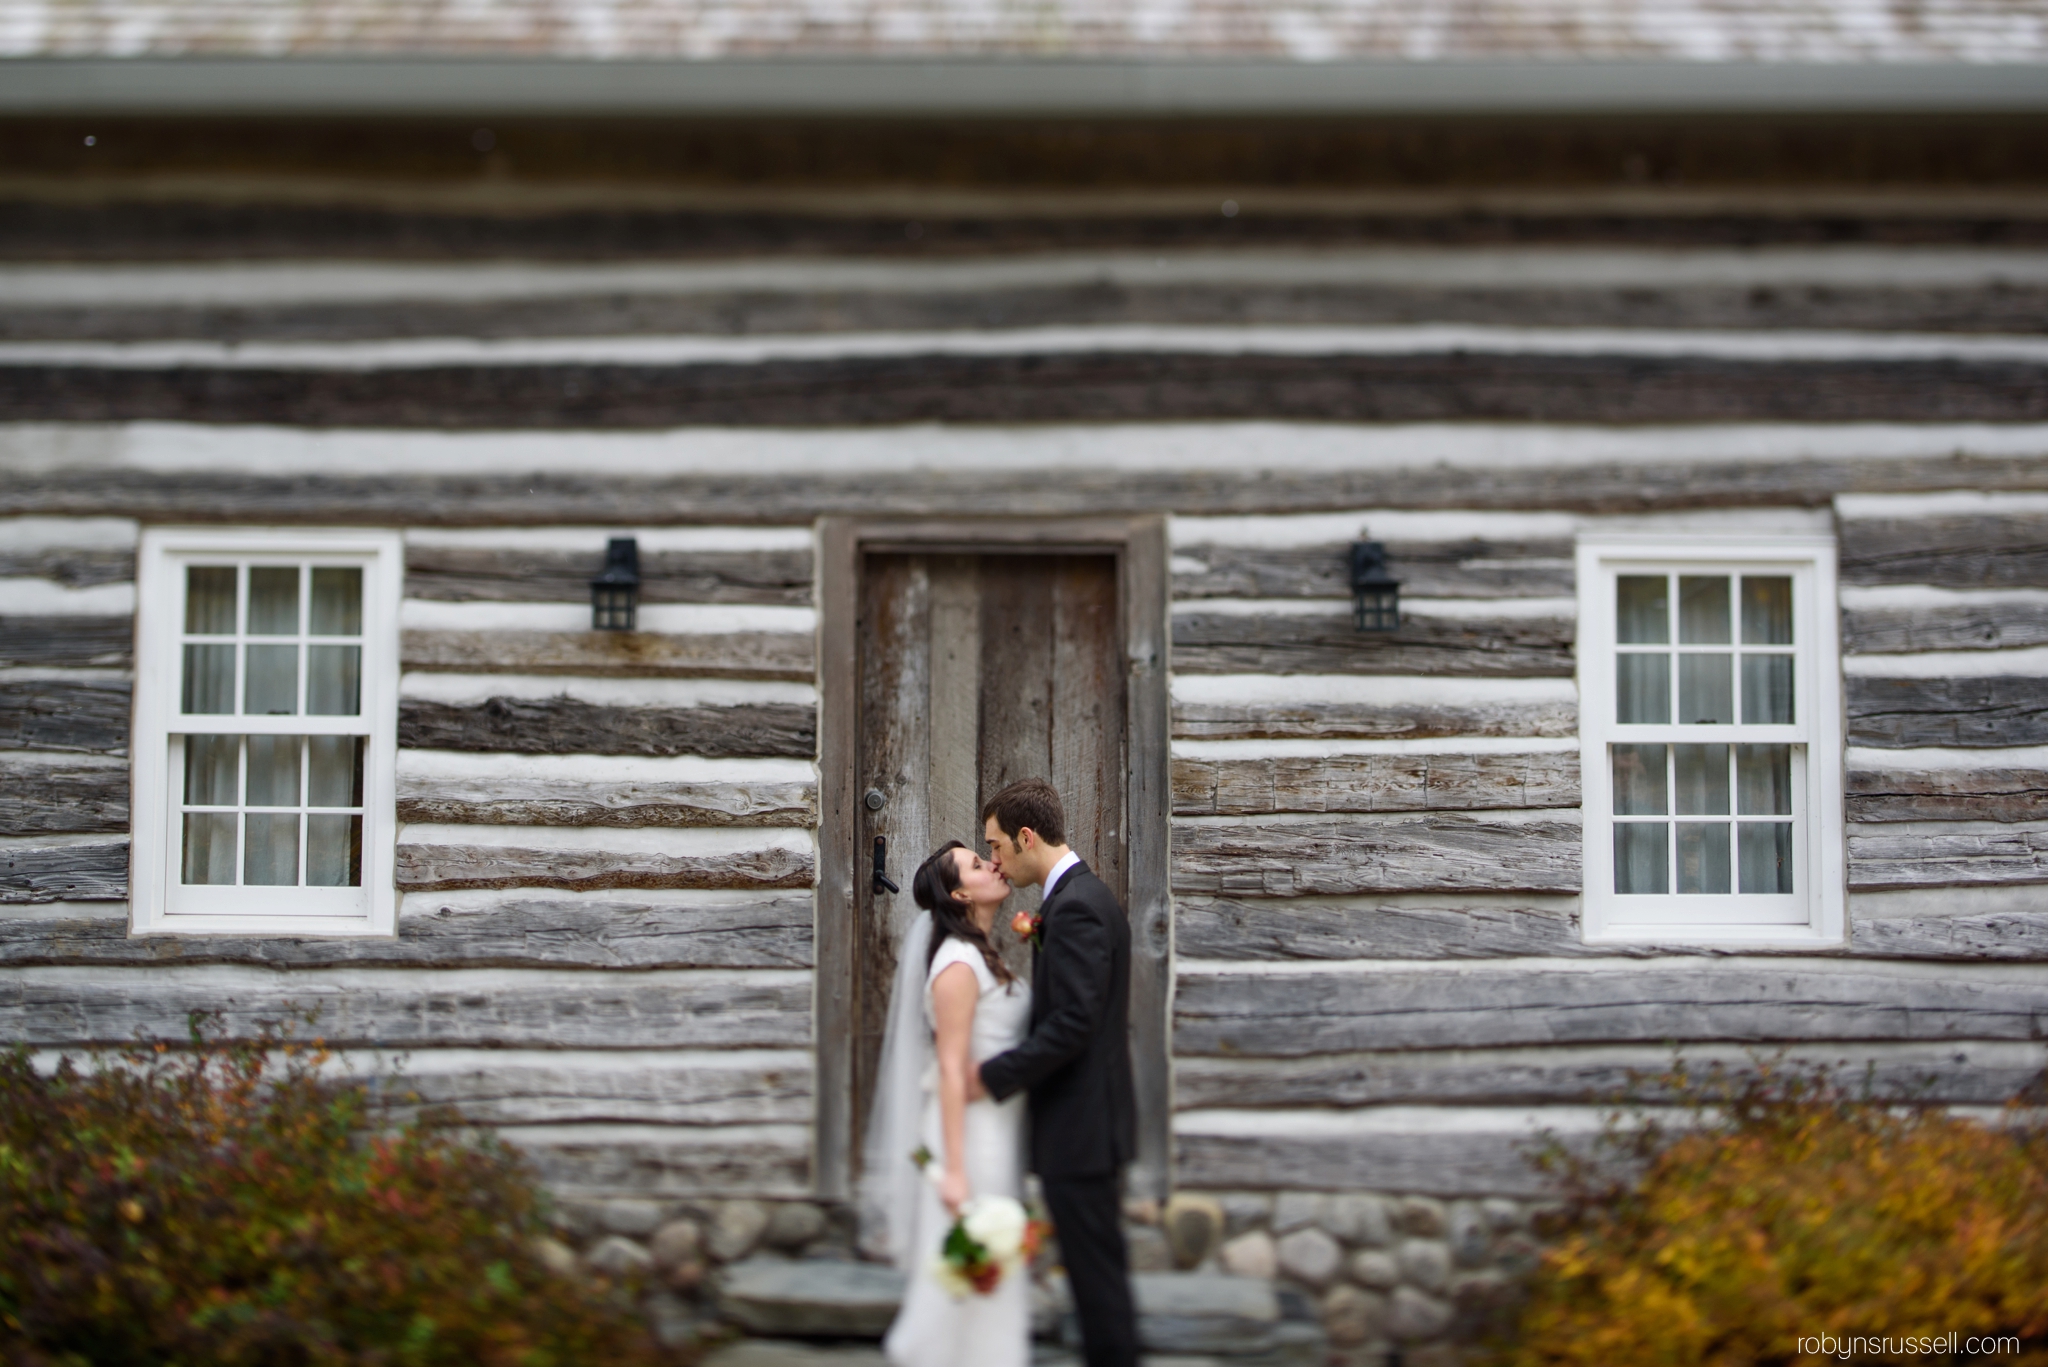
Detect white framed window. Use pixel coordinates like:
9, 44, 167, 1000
1577, 534, 1842, 945
132, 529, 401, 936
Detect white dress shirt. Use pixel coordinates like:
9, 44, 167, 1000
1042, 849, 1083, 900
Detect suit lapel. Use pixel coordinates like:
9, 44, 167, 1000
1031, 861, 1088, 1012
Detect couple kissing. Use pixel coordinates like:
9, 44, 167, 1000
862, 777, 1140, 1367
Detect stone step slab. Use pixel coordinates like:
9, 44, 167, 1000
716, 1258, 908, 1339
703, 1342, 1287, 1367
1061, 1272, 1327, 1364
714, 1262, 1322, 1363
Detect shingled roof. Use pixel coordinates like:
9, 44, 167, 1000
8, 0, 2045, 63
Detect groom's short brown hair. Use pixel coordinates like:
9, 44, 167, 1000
982, 778, 1066, 848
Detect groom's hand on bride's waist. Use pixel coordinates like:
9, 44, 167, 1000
967, 1065, 990, 1102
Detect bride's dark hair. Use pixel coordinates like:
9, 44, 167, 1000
912, 840, 1015, 986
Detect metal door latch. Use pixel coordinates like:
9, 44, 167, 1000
872, 836, 900, 895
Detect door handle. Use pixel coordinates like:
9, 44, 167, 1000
872, 836, 900, 896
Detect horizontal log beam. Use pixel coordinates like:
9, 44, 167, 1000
1841, 516, 2048, 589
1170, 813, 1582, 896
519, 1127, 810, 1199
1171, 609, 1574, 677
405, 545, 813, 607
396, 775, 817, 828
1847, 675, 2048, 748
0, 840, 127, 903
1173, 961, 2048, 1056
1847, 822, 2048, 890
1852, 911, 2048, 960
0, 755, 128, 835
401, 628, 814, 680
396, 698, 816, 758
0, 679, 132, 755
9, 195, 2048, 261
1174, 1040, 2047, 1110
387, 1056, 813, 1128
0, 894, 815, 969
1843, 602, 2048, 655
1176, 896, 1593, 961
7, 354, 2048, 428
0, 616, 132, 669
1171, 752, 1579, 816
1847, 766, 2048, 823
15, 284, 2048, 346
9, 452, 2048, 526
1, 965, 813, 1049
1175, 1127, 1561, 1198
0, 547, 133, 587
1172, 697, 1579, 742
1172, 540, 1576, 601
393, 838, 815, 894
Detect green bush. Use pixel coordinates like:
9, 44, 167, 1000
1504, 1060, 2048, 1367
0, 1015, 673, 1367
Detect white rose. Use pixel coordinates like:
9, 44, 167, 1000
961, 1195, 1028, 1259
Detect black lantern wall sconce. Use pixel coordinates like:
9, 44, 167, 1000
1350, 540, 1401, 632
591, 537, 641, 631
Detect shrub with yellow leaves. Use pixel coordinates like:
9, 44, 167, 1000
1502, 1059, 2048, 1367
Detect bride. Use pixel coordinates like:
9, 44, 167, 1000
862, 839, 1033, 1367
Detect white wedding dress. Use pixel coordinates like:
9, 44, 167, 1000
878, 932, 1033, 1367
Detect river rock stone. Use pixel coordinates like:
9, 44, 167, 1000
1325, 1193, 1393, 1248
1215, 1191, 1274, 1238
765, 1203, 827, 1251
1447, 1202, 1493, 1268
1396, 1196, 1448, 1239
1276, 1227, 1343, 1288
1386, 1286, 1454, 1342
1220, 1230, 1277, 1280
1272, 1192, 1325, 1234
585, 1235, 654, 1278
718, 1258, 907, 1338
711, 1200, 772, 1262
1482, 1197, 1527, 1232
652, 1219, 707, 1291
1127, 1224, 1174, 1272
1397, 1239, 1452, 1294
599, 1199, 666, 1237
1349, 1249, 1400, 1290
1321, 1284, 1387, 1347
1162, 1193, 1225, 1269
530, 1235, 580, 1278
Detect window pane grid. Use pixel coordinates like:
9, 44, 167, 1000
1614, 572, 1795, 731
1611, 741, 1798, 897
178, 733, 365, 889
179, 561, 364, 721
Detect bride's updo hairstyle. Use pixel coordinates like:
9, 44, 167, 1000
912, 840, 1016, 986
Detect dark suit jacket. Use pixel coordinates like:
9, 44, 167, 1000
978, 860, 1137, 1180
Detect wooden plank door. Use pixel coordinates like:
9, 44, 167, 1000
851, 552, 1127, 1172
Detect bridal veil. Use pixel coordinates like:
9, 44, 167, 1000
858, 909, 934, 1269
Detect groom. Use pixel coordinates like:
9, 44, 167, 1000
973, 777, 1140, 1367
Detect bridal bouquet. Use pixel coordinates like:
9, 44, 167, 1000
912, 1148, 1048, 1297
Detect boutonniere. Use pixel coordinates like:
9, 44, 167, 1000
1010, 910, 1043, 949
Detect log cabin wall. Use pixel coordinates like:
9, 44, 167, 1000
3, 119, 2048, 1296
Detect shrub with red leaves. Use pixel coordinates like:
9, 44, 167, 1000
0, 1014, 674, 1366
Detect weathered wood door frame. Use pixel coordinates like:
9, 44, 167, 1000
815, 516, 1171, 1203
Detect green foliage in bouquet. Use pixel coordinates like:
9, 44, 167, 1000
0, 1013, 673, 1367
1501, 1058, 2048, 1367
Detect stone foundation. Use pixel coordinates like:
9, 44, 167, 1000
1163, 1190, 1554, 1366
535, 1189, 1549, 1363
